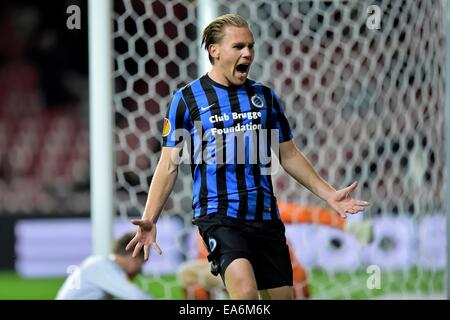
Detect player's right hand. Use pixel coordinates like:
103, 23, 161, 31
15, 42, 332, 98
126, 219, 162, 261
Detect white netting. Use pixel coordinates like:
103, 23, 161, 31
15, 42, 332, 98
113, 0, 446, 299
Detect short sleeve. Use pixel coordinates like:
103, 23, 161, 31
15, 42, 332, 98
271, 89, 293, 143
161, 90, 191, 147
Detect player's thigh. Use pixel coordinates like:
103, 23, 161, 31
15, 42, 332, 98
224, 257, 258, 300
259, 286, 293, 300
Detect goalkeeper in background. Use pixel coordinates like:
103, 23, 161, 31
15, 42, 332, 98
127, 14, 369, 300
56, 233, 152, 300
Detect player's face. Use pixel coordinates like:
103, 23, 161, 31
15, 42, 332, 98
209, 26, 254, 86
124, 256, 145, 279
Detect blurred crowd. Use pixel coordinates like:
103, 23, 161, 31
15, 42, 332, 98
0, 0, 90, 215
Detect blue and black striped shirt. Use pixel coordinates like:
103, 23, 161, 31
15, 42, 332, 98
162, 74, 293, 221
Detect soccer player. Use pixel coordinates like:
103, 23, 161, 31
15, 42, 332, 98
56, 233, 151, 300
126, 14, 369, 300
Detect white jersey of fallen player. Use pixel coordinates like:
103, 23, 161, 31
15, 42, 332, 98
56, 255, 151, 300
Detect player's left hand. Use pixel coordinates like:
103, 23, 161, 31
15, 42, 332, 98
326, 181, 369, 219
126, 219, 162, 261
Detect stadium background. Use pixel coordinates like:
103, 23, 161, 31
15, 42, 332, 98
0, 0, 447, 299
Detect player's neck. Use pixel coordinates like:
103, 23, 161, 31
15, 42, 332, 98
207, 70, 246, 89
207, 69, 230, 87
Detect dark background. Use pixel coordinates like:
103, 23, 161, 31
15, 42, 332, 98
0, 0, 89, 270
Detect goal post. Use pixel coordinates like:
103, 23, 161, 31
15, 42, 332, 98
197, 0, 218, 76
445, 0, 450, 301
88, 0, 114, 255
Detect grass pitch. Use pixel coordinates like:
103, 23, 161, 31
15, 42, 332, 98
0, 268, 444, 300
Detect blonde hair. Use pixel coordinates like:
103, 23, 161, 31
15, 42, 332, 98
201, 14, 250, 63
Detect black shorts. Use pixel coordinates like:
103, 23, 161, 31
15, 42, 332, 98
192, 214, 293, 290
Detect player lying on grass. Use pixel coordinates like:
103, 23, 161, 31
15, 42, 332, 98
56, 233, 152, 300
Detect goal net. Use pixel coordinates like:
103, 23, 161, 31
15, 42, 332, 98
112, 0, 446, 299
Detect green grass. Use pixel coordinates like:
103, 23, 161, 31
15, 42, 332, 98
309, 268, 445, 299
0, 272, 182, 300
134, 275, 184, 299
0, 269, 445, 300
0, 272, 65, 300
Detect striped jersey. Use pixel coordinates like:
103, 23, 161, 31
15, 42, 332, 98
162, 74, 293, 221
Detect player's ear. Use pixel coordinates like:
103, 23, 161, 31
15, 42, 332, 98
209, 44, 219, 61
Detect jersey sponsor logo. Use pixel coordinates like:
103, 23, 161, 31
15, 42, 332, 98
251, 94, 264, 109
209, 111, 262, 124
162, 118, 171, 137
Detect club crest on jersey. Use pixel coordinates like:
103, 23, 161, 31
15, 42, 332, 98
251, 94, 264, 109
162, 118, 171, 137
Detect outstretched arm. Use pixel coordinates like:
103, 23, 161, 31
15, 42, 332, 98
279, 140, 369, 218
126, 146, 180, 260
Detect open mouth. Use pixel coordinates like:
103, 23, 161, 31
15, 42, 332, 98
236, 63, 250, 74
